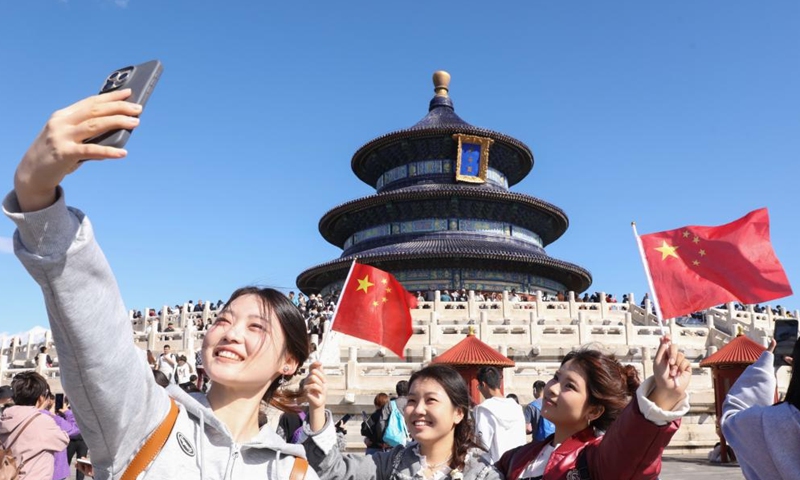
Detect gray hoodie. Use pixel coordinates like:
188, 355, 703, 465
303, 413, 500, 480
3, 188, 318, 480
721, 351, 800, 480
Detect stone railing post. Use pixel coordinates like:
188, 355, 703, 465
423, 346, 433, 363
429, 311, 440, 345
644, 300, 653, 325
599, 292, 607, 319
181, 304, 189, 329
502, 290, 509, 319
628, 292, 635, 307
578, 316, 588, 344
25, 333, 34, 361
479, 311, 488, 340
535, 290, 544, 316
346, 347, 358, 391
148, 321, 159, 352
568, 291, 576, 319
642, 346, 653, 378
160, 306, 169, 329
624, 312, 635, 344
467, 290, 476, 319
434, 290, 441, 312
0, 355, 7, 383
203, 302, 212, 323
0, 335, 6, 359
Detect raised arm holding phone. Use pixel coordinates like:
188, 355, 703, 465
5, 77, 317, 479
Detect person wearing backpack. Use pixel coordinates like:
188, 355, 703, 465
529, 380, 555, 442
380, 381, 410, 447
0, 372, 69, 480
4, 90, 317, 479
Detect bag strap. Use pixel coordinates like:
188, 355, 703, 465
4, 413, 41, 450
121, 398, 179, 480
289, 456, 308, 480
574, 448, 591, 480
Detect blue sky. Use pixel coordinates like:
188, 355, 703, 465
1, 1, 798, 335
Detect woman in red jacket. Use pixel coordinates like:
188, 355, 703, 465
495, 335, 691, 480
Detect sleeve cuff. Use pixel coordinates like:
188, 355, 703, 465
636, 377, 690, 426
3, 187, 81, 257
303, 410, 336, 453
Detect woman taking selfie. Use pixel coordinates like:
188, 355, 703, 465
3, 90, 316, 479
720, 337, 800, 480
494, 335, 691, 480
302, 363, 498, 480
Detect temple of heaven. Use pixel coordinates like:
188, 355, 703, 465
297, 71, 592, 297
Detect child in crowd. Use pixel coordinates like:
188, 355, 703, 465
494, 335, 691, 479
720, 338, 800, 480
4, 90, 317, 479
302, 363, 499, 480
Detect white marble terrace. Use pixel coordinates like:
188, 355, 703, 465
2, 290, 796, 452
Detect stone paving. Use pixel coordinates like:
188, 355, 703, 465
67, 454, 746, 479
660, 454, 745, 480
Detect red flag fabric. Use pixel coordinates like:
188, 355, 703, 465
640, 208, 792, 319
332, 263, 418, 358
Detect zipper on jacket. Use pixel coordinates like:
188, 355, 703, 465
225, 445, 240, 478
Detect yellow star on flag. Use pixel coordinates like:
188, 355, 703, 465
372, 301, 379, 307
386, 287, 392, 293
655, 241, 680, 261
682, 231, 690, 238
382, 297, 388, 303
381, 278, 388, 285
692, 260, 700, 266
356, 275, 374, 293
699, 249, 706, 257
693, 236, 700, 244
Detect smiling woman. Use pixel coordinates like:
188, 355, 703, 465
494, 336, 692, 480
301, 363, 498, 480
2, 91, 317, 479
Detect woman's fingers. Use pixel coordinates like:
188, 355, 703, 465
54, 88, 134, 120
769, 338, 777, 353
71, 114, 139, 143
654, 334, 671, 366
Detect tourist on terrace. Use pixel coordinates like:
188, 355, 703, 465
303, 363, 500, 480
4, 91, 316, 479
720, 337, 800, 480
493, 335, 691, 479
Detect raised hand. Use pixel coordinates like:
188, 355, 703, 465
649, 335, 692, 410
303, 361, 327, 432
14, 89, 142, 212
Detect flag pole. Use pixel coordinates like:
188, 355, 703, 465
631, 221, 668, 336
317, 258, 358, 362
632, 222, 679, 387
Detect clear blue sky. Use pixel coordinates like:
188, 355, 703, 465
1, 1, 798, 336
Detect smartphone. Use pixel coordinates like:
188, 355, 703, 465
76, 458, 92, 465
340, 413, 352, 424
361, 410, 369, 422
85, 59, 163, 149
773, 319, 798, 368
55, 393, 64, 412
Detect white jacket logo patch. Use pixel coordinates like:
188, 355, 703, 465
176, 432, 195, 457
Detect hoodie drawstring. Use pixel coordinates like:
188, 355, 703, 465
198, 409, 205, 480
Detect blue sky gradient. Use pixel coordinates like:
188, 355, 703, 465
1, 1, 798, 335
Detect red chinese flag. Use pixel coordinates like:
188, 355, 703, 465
640, 208, 792, 319
332, 263, 418, 358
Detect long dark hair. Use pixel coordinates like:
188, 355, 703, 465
408, 365, 484, 471
781, 338, 800, 410
561, 349, 640, 431
221, 287, 310, 412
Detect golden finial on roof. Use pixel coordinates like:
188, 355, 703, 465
468, 325, 476, 336
736, 324, 745, 336
433, 71, 451, 98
